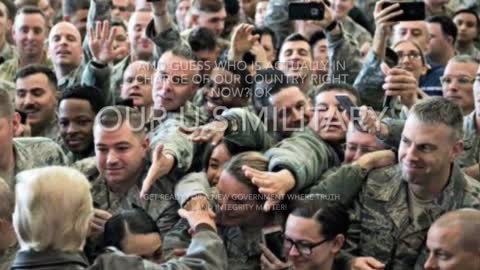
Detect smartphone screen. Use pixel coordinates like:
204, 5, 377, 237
382, 1, 425, 21
262, 226, 286, 261
288, 2, 325, 21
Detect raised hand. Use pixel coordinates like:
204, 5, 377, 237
230, 24, 260, 58
88, 20, 128, 65
243, 166, 295, 212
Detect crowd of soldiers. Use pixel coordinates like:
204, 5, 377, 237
0, 0, 480, 269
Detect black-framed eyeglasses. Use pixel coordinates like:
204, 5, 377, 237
283, 236, 332, 257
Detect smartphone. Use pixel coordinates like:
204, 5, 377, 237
385, 47, 399, 68
288, 2, 325, 21
382, 1, 425, 21
262, 226, 286, 261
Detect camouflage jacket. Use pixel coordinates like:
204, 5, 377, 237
169, 173, 285, 270
340, 16, 372, 49
35, 116, 60, 141
222, 108, 342, 192
304, 164, 370, 205
0, 42, 15, 65
147, 106, 207, 175
354, 0, 376, 34
263, 0, 293, 45
0, 79, 15, 102
90, 227, 227, 270
0, 53, 53, 84
6, 137, 68, 188
75, 157, 179, 236
457, 111, 480, 168
58, 60, 113, 105
458, 45, 480, 62
343, 163, 480, 270
0, 243, 18, 270
325, 22, 363, 86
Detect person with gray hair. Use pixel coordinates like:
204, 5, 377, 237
0, 177, 17, 270
301, 97, 480, 269
424, 208, 480, 270
441, 54, 479, 116
10, 166, 94, 269
456, 62, 480, 179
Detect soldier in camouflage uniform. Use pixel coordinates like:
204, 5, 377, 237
0, 0, 15, 66
75, 106, 180, 239
58, 85, 105, 164
264, 0, 363, 92
14, 65, 61, 140
0, 6, 53, 84
0, 85, 68, 189
312, 98, 480, 270
165, 152, 286, 270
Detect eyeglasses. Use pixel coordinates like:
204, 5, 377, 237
283, 236, 331, 257
440, 76, 475, 86
396, 51, 422, 61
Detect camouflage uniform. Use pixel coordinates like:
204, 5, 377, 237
58, 60, 114, 105
304, 164, 370, 205
4, 137, 68, 188
62, 145, 95, 165
354, 0, 376, 33
148, 105, 208, 175
75, 157, 180, 236
0, 243, 18, 270
0, 54, 53, 84
169, 172, 285, 270
457, 111, 480, 168
448, 0, 480, 14
0, 79, 14, 102
426, 4, 455, 18
458, 45, 480, 62
181, 28, 230, 53
325, 23, 363, 86
35, 117, 60, 141
336, 163, 480, 270
221, 108, 342, 191
90, 226, 227, 270
340, 16, 372, 50
263, 0, 293, 45
0, 43, 15, 65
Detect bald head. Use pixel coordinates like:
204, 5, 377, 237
48, 21, 83, 69
430, 209, 480, 253
121, 60, 154, 107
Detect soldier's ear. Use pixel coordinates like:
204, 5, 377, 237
451, 139, 464, 160
142, 136, 150, 151
330, 234, 345, 254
